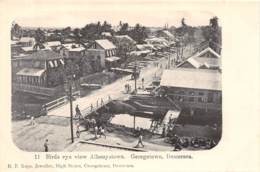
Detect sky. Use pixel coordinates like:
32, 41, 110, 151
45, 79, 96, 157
12, 1, 218, 28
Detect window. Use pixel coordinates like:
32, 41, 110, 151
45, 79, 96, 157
198, 92, 204, 102
189, 91, 195, 102
179, 91, 185, 95
208, 92, 214, 103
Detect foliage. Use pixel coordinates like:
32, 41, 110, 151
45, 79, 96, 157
202, 16, 222, 53
174, 18, 196, 60
128, 23, 149, 44
33, 28, 46, 50
11, 23, 22, 39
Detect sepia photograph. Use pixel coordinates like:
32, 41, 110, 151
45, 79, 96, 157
11, 11, 222, 152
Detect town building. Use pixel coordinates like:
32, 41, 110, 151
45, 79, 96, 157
85, 49, 106, 69
158, 68, 221, 115
12, 50, 65, 97
177, 56, 221, 70
44, 41, 62, 51
145, 37, 170, 51
177, 47, 221, 70
59, 43, 86, 63
113, 35, 136, 61
91, 39, 120, 68
17, 37, 35, 47
156, 30, 175, 41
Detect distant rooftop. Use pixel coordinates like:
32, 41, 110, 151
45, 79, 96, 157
95, 39, 116, 50
62, 43, 85, 51
114, 35, 136, 43
178, 56, 221, 69
23, 49, 63, 60
19, 37, 35, 43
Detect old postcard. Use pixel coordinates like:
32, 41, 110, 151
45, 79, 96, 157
0, 0, 259, 172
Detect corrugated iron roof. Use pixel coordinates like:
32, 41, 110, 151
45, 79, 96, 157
95, 39, 116, 50
23, 49, 63, 60
160, 69, 221, 91
16, 68, 45, 77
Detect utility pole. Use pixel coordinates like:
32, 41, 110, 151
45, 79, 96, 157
133, 59, 137, 130
65, 76, 74, 143
69, 82, 74, 143
134, 60, 137, 93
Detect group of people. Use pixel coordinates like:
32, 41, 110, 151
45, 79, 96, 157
169, 135, 217, 151
125, 83, 132, 93
94, 125, 106, 139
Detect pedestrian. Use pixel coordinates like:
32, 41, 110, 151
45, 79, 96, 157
125, 84, 128, 93
135, 131, 144, 148
101, 98, 104, 106
99, 126, 106, 139
91, 118, 96, 128
162, 124, 166, 138
75, 105, 82, 119
94, 125, 98, 139
30, 116, 36, 126
44, 139, 49, 152
22, 110, 26, 119
90, 104, 93, 112
76, 123, 80, 138
141, 78, 144, 90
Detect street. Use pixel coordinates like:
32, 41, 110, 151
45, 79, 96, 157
47, 56, 170, 117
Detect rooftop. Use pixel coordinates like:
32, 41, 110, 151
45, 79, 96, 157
160, 68, 221, 91
23, 49, 63, 60
195, 47, 221, 58
16, 68, 45, 77
158, 30, 174, 39
178, 56, 221, 69
45, 41, 61, 47
62, 43, 85, 51
114, 35, 136, 44
95, 39, 116, 50
19, 37, 35, 43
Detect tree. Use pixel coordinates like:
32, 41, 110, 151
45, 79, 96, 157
181, 18, 187, 27
118, 22, 129, 35
33, 28, 46, 50
202, 16, 222, 54
73, 28, 82, 44
64, 59, 80, 80
174, 18, 195, 61
80, 58, 93, 76
128, 23, 149, 44
11, 23, 22, 39
101, 21, 112, 33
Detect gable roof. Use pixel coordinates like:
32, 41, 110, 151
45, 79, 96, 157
95, 39, 116, 50
114, 35, 136, 44
23, 50, 63, 60
178, 56, 221, 69
195, 47, 221, 58
160, 68, 221, 91
162, 30, 174, 38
